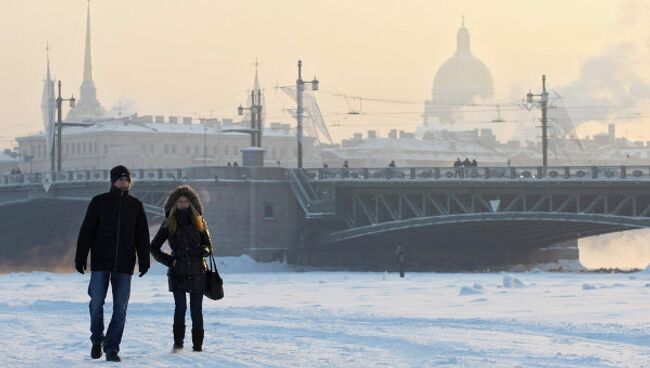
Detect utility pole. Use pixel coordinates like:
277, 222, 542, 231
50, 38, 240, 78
237, 88, 262, 147
55, 81, 76, 172
256, 89, 262, 147
295, 60, 319, 168
526, 75, 549, 167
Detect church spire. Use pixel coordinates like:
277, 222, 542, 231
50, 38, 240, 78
83, 0, 93, 82
41, 43, 56, 155
252, 58, 261, 92
67, 0, 104, 121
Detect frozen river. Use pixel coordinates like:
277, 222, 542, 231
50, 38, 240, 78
1, 257, 649, 367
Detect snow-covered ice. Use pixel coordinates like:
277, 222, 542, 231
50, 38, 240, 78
1, 257, 649, 367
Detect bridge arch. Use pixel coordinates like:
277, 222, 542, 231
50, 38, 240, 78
327, 212, 650, 244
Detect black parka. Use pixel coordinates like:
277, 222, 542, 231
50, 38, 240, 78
150, 185, 213, 292
75, 186, 151, 275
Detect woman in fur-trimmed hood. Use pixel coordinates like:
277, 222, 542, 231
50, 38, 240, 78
150, 184, 213, 352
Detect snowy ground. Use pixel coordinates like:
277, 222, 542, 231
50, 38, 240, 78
1, 257, 649, 367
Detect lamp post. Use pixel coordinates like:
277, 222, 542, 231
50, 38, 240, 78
526, 75, 549, 167
237, 89, 263, 147
24, 154, 34, 176
54, 80, 76, 172
295, 60, 319, 168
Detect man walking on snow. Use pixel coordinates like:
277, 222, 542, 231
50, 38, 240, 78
75, 165, 150, 362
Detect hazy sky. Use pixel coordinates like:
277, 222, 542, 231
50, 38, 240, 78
1, 0, 650, 148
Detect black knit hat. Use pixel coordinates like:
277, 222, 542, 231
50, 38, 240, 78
110, 165, 131, 184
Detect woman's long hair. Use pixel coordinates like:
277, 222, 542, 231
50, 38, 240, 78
166, 203, 206, 236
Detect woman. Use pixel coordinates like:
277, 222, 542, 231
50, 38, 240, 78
150, 185, 213, 352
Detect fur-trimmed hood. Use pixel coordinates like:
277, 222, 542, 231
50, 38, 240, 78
163, 185, 204, 217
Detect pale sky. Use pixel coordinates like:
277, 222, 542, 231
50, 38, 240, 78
1, 0, 650, 148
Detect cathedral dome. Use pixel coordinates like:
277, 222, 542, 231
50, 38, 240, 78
432, 24, 494, 104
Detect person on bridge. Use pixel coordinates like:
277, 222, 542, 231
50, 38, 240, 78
453, 158, 462, 177
150, 185, 214, 353
74, 165, 151, 362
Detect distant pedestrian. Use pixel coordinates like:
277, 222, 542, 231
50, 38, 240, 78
343, 160, 349, 168
463, 157, 471, 167
395, 246, 406, 278
233, 161, 239, 167
227, 162, 231, 167
75, 165, 150, 362
150, 185, 214, 353
323, 163, 329, 169
454, 158, 462, 177
388, 160, 396, 168
471, 159, 478, 167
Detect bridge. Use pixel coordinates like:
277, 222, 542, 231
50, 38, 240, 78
289, 165, 650, 270
2, 165, 649, 271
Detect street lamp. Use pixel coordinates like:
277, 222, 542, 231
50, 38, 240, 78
525, 75, 549, 167
24, 154, 34, 176
54, 80, 76, 172
295, 60, 319, 168
236, 89, 263, 147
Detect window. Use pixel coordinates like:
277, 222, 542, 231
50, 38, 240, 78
103, 144, 108, 155
164, 144, 169, 154
264, 203, 278, 219
185, 145, 190, 154
171, 144, 177, 154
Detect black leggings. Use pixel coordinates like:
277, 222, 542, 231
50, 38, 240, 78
173, 291, 203, 330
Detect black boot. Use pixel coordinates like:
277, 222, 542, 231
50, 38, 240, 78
105, 351, 121, 362
173, 325, 185, 350
91, 343, 102, 359
191, 329, 204, 352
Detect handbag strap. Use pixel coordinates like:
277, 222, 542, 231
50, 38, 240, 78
207, 252, 217, 272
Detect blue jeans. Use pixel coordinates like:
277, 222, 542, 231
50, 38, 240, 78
88, 271, 132, 353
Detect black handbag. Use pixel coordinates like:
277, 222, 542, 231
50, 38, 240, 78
204, 252, 224, 300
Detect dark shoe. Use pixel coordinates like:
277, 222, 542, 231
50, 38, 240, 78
106, 351, 121, 362
191, 329, 204, 352
173, 324, 185, 350
91, 344, 102, 359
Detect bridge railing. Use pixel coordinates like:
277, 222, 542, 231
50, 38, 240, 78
1, 168, 188, 187
303, 165, 650, 181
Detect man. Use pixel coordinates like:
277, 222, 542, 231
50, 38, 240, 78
75, 165, 150, 362
395, 245, 406, 278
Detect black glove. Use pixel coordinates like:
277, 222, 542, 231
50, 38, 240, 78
75, 262, 86, 274
139, 267, 149, 278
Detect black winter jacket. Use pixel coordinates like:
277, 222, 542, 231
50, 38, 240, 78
150, 212, 212, 292
75, 186, 151, 275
